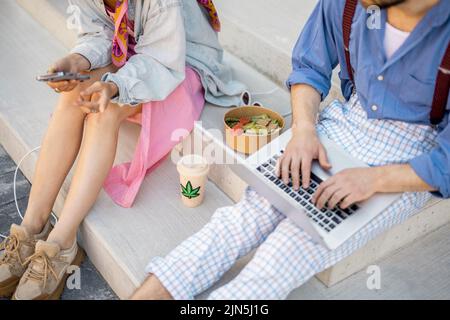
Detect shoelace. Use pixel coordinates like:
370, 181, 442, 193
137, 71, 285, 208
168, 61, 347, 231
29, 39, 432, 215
0, 234, 27, 266
23, 251, 59, 289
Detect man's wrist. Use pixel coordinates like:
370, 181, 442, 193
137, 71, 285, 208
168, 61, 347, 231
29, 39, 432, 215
371, 166, 387, 193
292, 121, 316, 136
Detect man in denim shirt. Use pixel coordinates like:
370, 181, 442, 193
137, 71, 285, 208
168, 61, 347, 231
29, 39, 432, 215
134, 0, 450, 300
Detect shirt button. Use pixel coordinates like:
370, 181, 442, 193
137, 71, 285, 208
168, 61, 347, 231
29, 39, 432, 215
377, 75, 384, 81
371, 105, 378, 112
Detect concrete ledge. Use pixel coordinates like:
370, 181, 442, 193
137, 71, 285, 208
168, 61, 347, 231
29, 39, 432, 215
16, 0, 77, 49
317, 198, 449, 286
9, 0, 450, 295
215, 0, 343, 101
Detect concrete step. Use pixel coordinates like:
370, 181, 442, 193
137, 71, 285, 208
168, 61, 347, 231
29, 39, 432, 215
1, 0, 230, 299
6, 0, 450, 299
214, 0, 342, 101
2, 0, 292, 299
215, 0, 316, 86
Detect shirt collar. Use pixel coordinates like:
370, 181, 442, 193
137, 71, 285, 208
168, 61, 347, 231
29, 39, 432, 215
377, 0, 449, 71
425, 0, 450, 28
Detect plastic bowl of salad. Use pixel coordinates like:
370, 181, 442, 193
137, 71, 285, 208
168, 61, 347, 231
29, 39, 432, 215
224, 106, 285, 154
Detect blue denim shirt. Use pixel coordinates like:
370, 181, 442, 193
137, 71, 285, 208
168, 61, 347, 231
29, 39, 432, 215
287, 0, 450, 198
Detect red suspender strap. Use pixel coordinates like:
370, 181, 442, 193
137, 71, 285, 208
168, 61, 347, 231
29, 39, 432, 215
430, 43, 450, 125
342, 0, 358, 84
342, 0, 448, 125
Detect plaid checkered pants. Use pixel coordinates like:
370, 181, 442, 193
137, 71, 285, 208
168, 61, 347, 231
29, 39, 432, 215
146, 94, 439, 300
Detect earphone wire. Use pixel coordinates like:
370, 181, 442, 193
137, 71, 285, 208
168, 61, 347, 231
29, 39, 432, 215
0, 146, 58, 240
251, 87, 280, 96
240, 88, 293, 118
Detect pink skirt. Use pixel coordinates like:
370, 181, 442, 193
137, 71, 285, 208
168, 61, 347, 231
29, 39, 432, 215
103, 68, 205, 207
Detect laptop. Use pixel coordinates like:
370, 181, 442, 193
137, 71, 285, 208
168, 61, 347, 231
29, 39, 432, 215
227, 128, 401, 250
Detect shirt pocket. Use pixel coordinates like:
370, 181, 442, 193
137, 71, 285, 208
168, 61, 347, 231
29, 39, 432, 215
400, 73, 435, 107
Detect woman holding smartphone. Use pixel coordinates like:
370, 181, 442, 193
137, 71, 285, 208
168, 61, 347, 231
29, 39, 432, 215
0, 0, 244, 300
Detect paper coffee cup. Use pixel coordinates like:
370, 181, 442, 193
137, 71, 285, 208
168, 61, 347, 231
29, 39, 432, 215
177, 155, 210, 208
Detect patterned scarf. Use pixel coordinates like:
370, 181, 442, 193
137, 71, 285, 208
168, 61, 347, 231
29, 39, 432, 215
110, 0, 221, 67
197, 0, 221, 32
110, 0, 130, 67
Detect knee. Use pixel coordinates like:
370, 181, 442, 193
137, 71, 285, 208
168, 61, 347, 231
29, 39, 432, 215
85, 105, 124, 129
129, 275, 173, 300
53, 79, 97, 116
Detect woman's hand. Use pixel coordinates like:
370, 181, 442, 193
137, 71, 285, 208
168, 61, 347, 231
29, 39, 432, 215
75, 81, 119, 113
312, 167, 383, 210
277, 124, 332, 190
47, 53, 90, 93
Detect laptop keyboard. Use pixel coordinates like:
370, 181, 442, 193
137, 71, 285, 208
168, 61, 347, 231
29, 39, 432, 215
256, 151, 359, 233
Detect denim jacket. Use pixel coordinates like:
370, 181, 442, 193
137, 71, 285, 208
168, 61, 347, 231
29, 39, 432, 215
68, 0, 245, 106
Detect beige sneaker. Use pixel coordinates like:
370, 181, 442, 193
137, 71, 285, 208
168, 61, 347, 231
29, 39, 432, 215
0, 222, 52, 298
13, 240, 85, 300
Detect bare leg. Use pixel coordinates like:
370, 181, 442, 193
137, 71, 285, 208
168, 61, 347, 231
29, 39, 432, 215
21, 65, 117, 235
130, 275, 173, 300
45, 101, 142, 249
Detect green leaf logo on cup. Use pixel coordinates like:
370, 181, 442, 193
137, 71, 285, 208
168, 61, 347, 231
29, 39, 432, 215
177, 155, 210, 208
181, 181, 201, 199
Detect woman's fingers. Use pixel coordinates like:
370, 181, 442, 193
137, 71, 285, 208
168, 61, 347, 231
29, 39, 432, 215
75, 100, 100, 112
47, 80, 69, 90
59, 80, 79, 92
47, 80, 79, 92
80, 107, 93, 114
81, 81, 102, 97
65, 84, 78, 92
97, 93, 110, 113
65, 80, 79, 91
47, 62, 64, 74
75, 81, 113, 113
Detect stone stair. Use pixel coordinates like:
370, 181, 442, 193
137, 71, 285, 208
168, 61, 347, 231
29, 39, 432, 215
1, 0, 291, 299
1, 0, 449, 299
215, 0, 343, 103
215, 0, 307, 86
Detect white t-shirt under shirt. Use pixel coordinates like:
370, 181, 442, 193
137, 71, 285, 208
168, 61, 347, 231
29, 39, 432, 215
384, 22, 411, 60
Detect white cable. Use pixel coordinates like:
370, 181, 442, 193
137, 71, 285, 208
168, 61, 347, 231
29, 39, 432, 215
13, 146, 42, 221
251, 87, 280, 96
252, 87, 292, 117
248, 87, 292, 118
0, 146, 58, 240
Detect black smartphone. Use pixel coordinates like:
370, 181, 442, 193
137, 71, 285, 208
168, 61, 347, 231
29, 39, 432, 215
36, 72, 90, 82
